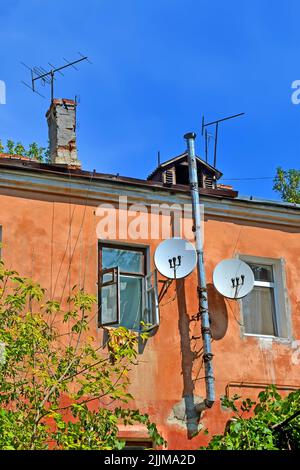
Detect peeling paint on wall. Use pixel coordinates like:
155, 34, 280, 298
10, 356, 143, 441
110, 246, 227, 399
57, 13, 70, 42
258, 337, 273, 350
167, 395, 205, 436
258, 337, 276, 383
291, 340, 300, 365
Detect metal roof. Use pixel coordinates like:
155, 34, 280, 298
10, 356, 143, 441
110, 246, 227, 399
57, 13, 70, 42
0, 156, 299, 211
147, 151, 223, 180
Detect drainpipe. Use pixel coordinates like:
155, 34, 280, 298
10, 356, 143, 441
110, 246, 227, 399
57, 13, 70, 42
184, 132, 215, 409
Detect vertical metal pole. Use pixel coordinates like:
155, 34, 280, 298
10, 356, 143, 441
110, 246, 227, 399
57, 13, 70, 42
184, 132, 215, 408
50, 71, 54, 102
213, 122, 219, 168
205, 129, 208, 163
31, 69, 34, 92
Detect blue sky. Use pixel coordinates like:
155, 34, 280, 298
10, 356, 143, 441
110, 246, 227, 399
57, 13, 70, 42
0, 0, 299, 200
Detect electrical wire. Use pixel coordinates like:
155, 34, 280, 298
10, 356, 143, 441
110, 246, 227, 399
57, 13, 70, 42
58, 169, 96, 305
220, 177, 273, 181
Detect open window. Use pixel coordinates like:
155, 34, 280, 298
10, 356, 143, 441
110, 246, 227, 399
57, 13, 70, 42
98, 244, 159, 331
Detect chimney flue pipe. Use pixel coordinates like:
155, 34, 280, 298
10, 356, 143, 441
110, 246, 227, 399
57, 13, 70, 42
184, 131, 215, 409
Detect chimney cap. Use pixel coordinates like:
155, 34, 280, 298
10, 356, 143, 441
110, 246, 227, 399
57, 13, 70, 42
52, 98, 76, 105
184, 132, 197, 140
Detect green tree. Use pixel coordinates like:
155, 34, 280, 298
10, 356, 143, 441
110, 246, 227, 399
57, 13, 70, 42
27, 142, 45, 162
202, 386, 300, 450
273, 167, 300, 203
14, 142, 26, 156
0, 258, 165, 450
6, 140, 15, 155
0, 139, 49, 162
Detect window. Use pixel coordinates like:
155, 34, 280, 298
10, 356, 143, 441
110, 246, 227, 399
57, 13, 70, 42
241, 256, 290, 338
123, 439, 153, 450
98, 243, 159, 331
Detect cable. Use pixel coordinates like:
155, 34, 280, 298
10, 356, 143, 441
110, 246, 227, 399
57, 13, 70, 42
58, 169, 96, 305
220, 177, 273, 181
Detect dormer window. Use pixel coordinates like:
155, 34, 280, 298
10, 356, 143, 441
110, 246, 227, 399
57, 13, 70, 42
147, 151, 222, 189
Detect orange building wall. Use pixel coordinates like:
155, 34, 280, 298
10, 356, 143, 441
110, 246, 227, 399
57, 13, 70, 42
0, 188, 299, 450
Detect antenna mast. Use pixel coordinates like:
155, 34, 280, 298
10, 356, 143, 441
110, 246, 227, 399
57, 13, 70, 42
202, 112, 245, 168
21, 53, 91, 101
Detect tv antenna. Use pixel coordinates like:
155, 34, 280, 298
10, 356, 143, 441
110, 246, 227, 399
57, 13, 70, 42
201, 112, 245, 168
21, 53, 91, 101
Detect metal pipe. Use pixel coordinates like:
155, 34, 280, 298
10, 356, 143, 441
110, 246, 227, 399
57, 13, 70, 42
184, 132, 215, 408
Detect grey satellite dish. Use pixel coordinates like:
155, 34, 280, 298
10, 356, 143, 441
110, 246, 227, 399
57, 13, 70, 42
213, 259, 254, 299
154, 238, 197, 279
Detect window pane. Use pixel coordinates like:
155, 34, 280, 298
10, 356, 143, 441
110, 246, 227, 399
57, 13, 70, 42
143, 272, 159, 327
242, 286, 276, 335
248, 263, 274, 282
103, 272, 113, 283
123, 440, 152, 450
102, 247, 144, 274
120, 275, 143, 330
101, 283, 118, 324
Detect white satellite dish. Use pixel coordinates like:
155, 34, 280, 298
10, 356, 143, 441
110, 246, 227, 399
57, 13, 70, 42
154, 238, 197, 279
213, 258, 254, 299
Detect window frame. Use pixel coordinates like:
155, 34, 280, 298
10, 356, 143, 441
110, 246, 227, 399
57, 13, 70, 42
98, 242, 159, 331
239, 255, 291, 340
98, 266, 120, 327
99, 242, 147, 278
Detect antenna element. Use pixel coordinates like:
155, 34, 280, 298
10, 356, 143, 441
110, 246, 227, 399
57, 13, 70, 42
202, 112, 245, 168
21, 53, 90, 101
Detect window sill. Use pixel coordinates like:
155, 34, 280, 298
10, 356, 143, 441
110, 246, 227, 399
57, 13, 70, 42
243, 333, 291, 344
103, 325, 140, 336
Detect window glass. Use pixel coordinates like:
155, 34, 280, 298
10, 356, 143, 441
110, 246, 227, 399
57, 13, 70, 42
248, 263, 274, 282
120, 276, 143, 330
123, 440, 153, 450
101, 283, 118, 325
102, 247, 144, 274
242, 286, 276, 336
240, 258, 289, 339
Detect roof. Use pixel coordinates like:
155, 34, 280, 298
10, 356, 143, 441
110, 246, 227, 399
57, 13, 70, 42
0, 155, 236, 199
0, 152, 31, 161
237, 195, 300, 210
0, 155, 299, 211
147, 151, 223, 180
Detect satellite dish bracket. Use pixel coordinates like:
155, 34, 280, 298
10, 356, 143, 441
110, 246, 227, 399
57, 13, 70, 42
158, 278, 173, 303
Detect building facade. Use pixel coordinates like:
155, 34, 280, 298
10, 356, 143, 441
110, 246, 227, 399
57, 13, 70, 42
0, 99, 299, 449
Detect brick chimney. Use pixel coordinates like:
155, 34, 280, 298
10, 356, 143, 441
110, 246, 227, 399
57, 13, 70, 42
46, 98, 81, 168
